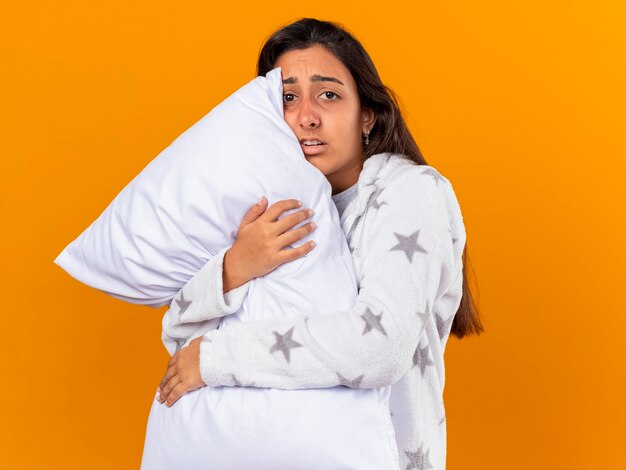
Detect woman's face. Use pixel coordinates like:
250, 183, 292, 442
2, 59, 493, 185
275, 45, 375, 194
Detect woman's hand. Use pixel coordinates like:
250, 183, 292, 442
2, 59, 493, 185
223, 197, 318, 290
157, 336, 205, 407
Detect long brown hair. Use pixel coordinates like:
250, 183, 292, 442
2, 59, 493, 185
257, 18, 483, 339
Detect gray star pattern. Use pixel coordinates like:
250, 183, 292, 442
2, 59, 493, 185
175, 333, 213, 353
421, 167, 446, 187
417, 299, 431, 323
416, 307, 429, 324
231, 373, 256, 387
370, 186, 389, 211
175, 290, 192, 317
447, 227, 458, 244
269, 326, 303, 363
336, 371, 365, 388
360, 307, 387, 337
404, 443, 433, 470
412, 343, 434, 377
390, 230, 428, 263
436, 312, 454, 340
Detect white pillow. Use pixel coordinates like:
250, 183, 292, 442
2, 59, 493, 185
54, 67, 330, 308
55, 68, 399, 468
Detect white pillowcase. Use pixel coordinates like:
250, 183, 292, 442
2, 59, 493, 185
55, 68, 399, 469
54, 67, 330, 307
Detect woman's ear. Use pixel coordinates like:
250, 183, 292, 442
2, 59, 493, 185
361, 107, 376, 133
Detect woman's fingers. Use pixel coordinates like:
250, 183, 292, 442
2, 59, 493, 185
167, 352, 178, 367
273, 207, 315, 236
164, 382, 187, 407
158, 372, 195, 407
239, 197, 268, 229
276, 239, 317, 265
260, 199, 302, 223
277, 219, 317, 248
158, 372, 182, 404
158, 377, 181, 404
158, 364, 176, 392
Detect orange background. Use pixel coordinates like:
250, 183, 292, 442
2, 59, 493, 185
2, 1, 625, 468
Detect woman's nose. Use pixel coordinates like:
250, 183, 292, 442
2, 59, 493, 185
298, 98, 320, 129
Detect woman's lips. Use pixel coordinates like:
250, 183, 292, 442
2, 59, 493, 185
300, 143, 327, 155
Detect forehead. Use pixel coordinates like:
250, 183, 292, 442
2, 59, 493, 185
275, 45, 352, 84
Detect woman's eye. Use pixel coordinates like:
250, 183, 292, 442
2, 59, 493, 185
321, 91, 338, 100
283, 93, 295, 103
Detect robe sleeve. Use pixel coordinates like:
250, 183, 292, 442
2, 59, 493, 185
198, 167, 465, 389
161, 245, 251, 355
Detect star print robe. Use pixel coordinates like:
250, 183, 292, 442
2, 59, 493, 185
161, 152, 467, 470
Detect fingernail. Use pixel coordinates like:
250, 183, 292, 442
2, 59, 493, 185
296, 200, 302, 207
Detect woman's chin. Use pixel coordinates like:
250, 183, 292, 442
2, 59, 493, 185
305, 157, 328, 174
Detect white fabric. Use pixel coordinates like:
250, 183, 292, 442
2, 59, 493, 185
154, 153, 467, 470
142, 386, 398, 470
53, 68, 400, 469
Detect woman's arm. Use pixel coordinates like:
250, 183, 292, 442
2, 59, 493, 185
197, 168, 465, 390
161, 245, 252, 354
161, 197, 315, 356
168, 245, 251, 322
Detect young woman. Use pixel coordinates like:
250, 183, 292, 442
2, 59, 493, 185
155, 18, 482, 469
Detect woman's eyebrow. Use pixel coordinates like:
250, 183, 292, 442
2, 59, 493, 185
282, 75, 345, 86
